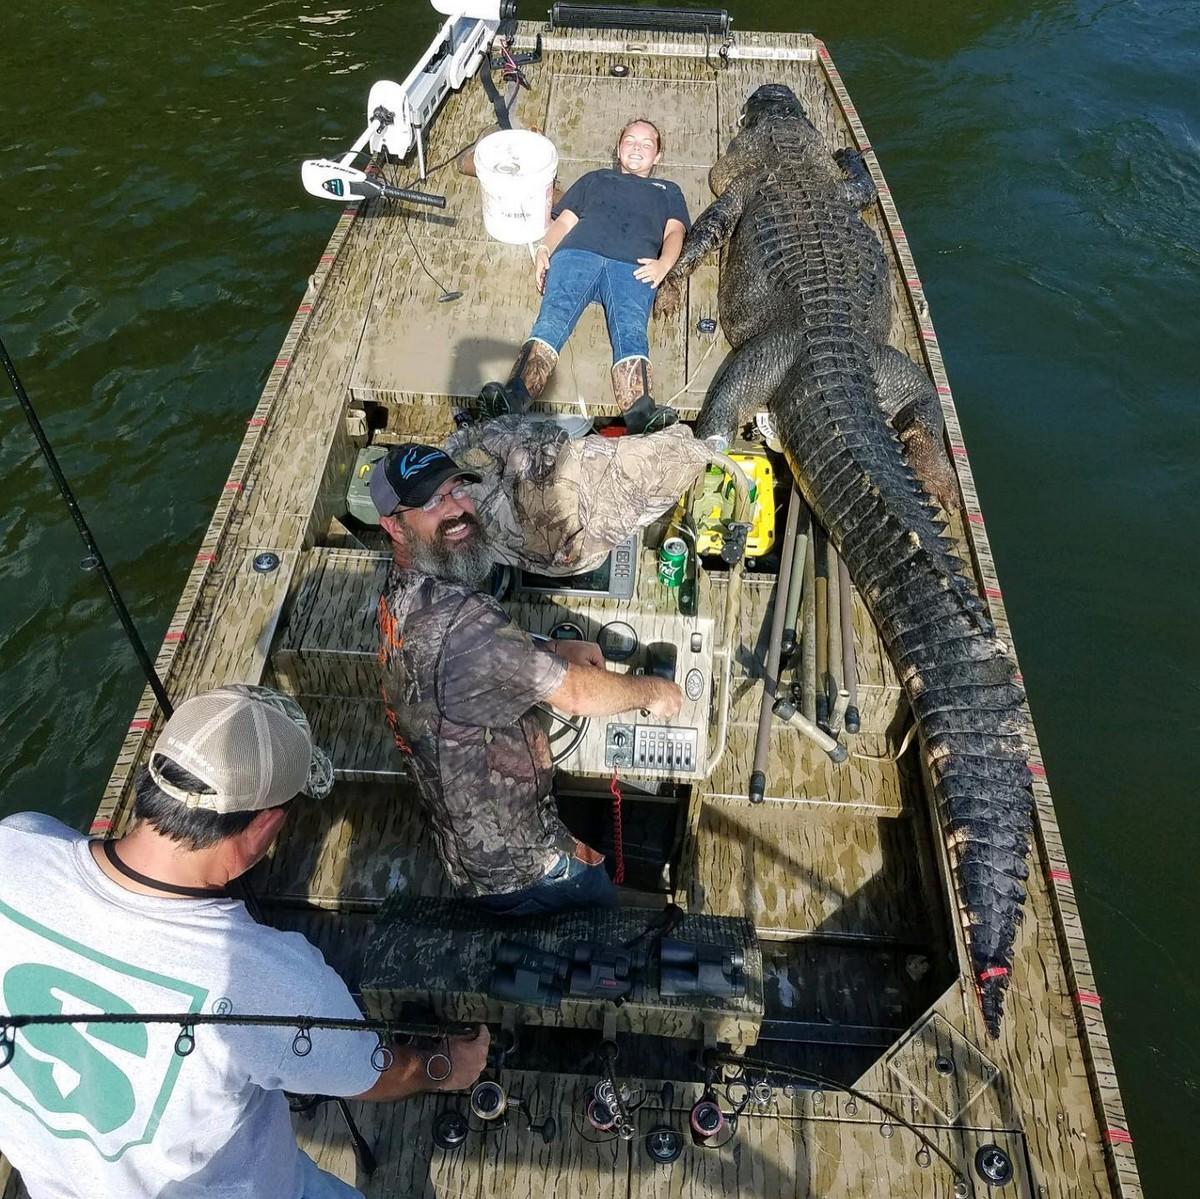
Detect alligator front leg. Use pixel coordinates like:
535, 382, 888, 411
833, 147, 877, 209
655, 179, 751, 319
872, 345, 960, 513
695, 327, 803, 443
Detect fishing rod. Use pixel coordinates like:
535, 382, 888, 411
0, 333, 173, 717
0, 1011, 476, 1071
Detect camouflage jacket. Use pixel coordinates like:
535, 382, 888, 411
444, 417, 714, 575
377, 565, 575, 896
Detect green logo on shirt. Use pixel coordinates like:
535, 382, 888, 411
3, 965, 145, 1133
0, 898, 207, 1160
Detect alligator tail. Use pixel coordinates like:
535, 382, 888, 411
769, 353, 1032, 1036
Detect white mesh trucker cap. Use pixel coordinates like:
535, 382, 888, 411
148, 685, 334, 813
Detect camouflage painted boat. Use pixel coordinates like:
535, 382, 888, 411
2, 5, 1142, 1198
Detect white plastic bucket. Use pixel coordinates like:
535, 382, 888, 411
474, 129, 558, 245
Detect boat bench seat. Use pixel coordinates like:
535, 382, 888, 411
360, 897, 764, 1046
273, 547, 390, 702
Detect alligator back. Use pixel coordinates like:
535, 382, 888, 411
710, 115, 890, 352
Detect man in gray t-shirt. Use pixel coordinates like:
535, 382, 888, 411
0, 685, 487, 1199
372, 443, 683, 915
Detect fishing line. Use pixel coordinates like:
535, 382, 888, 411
707, 1051, 965, 1182
0, 333, 174, 716
402, 208, 462, 303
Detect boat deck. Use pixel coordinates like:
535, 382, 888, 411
4, 19, 1139, 1199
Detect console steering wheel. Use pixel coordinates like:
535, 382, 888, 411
535, 704, 590, 766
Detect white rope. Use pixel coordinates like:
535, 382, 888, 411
665, 333, 719, 406
849, 721, 919, 764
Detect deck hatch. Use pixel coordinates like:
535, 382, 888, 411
885, 1011, 999, 1124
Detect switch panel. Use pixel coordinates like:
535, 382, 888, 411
631, 726, 699, 774
509, 558, 715, 779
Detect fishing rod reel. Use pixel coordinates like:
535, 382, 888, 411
432, 1026, 557, 1151
432, 1082, 557, 1149
586, 1076, 641, 1142
582, 1041, 684, 1165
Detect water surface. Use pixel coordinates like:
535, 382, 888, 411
1, 1, 1196, 1190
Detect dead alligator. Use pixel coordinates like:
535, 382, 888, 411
663, 84, 1032, 1036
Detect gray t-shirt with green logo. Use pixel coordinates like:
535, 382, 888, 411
0, 813, 378, 1199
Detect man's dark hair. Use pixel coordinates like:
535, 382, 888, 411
133, 757, 256, 851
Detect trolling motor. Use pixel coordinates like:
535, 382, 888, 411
300, 159, 448, 207
301, 0, 517, 196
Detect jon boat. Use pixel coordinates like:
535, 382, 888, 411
2, 4, 1143, 1197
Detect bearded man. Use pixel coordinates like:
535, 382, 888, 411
370, 443, 681, 916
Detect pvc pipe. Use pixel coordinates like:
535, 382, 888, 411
772, 698, 847, 764
780, 504, 810, 659
748, 488, 801, 804
813, 525, 829, 726
826, 538, 844, 735
838, 555, 860, 734
800, 531, 817, 723
703, 455, 751, 780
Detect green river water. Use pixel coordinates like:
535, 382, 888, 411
1, 1, 1196, 1190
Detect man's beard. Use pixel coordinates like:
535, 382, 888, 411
401, 512, 495, 589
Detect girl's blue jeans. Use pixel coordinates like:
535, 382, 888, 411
529, 248, 655, 362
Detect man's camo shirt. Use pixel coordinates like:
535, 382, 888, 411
377, 565, 577, 896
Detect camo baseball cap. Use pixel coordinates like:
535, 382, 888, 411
369, 443, 481, 516
148, 684, 334, 813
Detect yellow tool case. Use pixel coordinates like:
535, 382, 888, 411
690, 450, 777, 559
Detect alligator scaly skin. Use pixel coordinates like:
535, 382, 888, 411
664, 86, 1032, 1035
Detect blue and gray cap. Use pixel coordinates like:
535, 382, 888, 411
369, 443, 481, 516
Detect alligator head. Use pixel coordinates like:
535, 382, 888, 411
741, 83, 807, 128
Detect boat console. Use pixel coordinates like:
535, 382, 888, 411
508, 536, 721, 782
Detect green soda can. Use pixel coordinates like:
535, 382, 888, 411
658, 536, 688, 588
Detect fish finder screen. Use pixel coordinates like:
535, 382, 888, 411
515, 535, 638, 599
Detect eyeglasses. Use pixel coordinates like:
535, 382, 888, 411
397, 483, 471, 514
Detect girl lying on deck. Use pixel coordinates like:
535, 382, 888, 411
480, 118, 690, 433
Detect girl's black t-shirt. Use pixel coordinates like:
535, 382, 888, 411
552, 168, 690, 264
